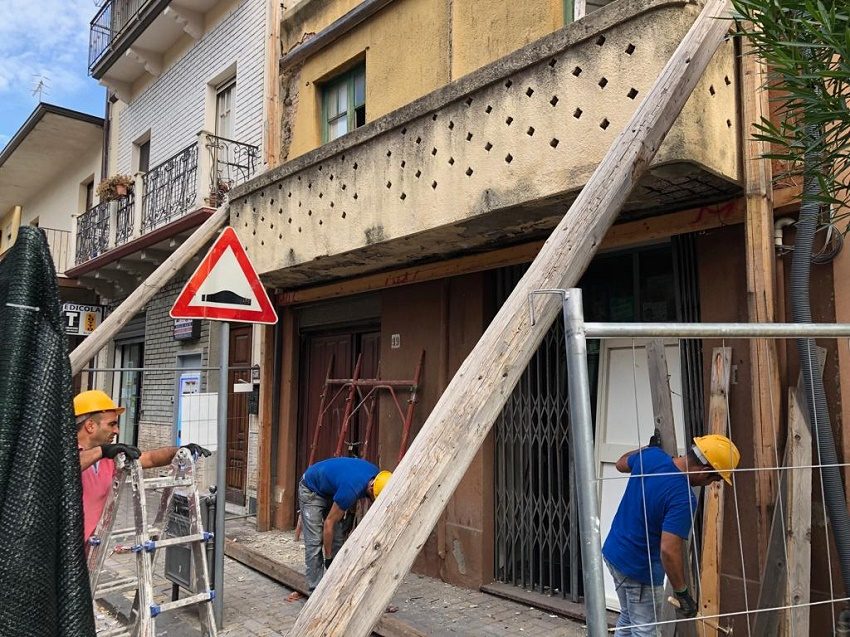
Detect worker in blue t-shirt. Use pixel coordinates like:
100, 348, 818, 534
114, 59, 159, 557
603, 434, 740, 636
287, 457, 392, 600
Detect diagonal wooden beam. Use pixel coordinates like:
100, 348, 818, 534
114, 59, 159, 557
291, 2, 734, 634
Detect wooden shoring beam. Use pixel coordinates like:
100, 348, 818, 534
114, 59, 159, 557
740, 26, 782, 572
69, 205, 230, 375
290, 2, 734, 634
697, 347, 732, 637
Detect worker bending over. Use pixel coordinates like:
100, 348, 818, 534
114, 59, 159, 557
74, 390, 210, 544
288, 456, 392, 601
602, 434, 740, 636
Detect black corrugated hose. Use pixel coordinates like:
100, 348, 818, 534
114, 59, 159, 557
0, 227, 95, 636
789, 125, 850, 613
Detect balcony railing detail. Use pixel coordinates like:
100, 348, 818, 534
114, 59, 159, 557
75, 201, 110, 265
116, 189, 135, 245
141, 143, 199, 233
205, 135, 259, 204
89, 0, 151, 71
41, 227, 72, 275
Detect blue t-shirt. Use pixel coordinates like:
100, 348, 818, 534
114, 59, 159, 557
602, 447, 697, 586
303, 457, 379, 511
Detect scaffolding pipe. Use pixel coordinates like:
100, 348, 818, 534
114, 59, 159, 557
563, 289, 607, 637
581, 322, 850, 339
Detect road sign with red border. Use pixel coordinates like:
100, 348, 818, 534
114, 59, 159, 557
170, 227, 278, 324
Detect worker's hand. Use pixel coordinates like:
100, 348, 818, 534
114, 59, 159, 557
648, 430, 662, 448
181, 443, 212, 458
100, 443, 141, 461
323, 556, 333, 570
674, 588, 698, 618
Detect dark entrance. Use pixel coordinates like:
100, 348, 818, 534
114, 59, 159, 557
296, 327, 381, 491
226, 324, 252, 505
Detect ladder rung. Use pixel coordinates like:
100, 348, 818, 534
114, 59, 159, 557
151, 591, 214, 616
143, 476, 194, 489
95, 576, 138, 596
146, 532, 212, 550
97, 627, 131, 637
111, 526, 161, 540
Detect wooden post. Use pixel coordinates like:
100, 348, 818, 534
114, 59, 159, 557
697, 348, 732, 637
263, 0, 282, 168
741, 26, 781, 571
69, 205, 230, 375
290, 2, 734, 634
256, 323, 276, 531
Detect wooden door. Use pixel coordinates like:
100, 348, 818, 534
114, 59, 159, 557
226, 324, 252, 505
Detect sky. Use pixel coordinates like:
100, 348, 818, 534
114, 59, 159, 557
0, 0, 105, 149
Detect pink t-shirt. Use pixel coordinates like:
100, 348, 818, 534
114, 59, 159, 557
81, 457, 115, 541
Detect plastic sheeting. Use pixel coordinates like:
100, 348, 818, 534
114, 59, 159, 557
0, 227, 95, 636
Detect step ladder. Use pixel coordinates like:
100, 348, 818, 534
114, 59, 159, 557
87, 448, 217, 637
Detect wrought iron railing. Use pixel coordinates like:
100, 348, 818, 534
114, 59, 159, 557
75, 201, 111, 265
141, 143, 198, 233
205, 134, 259, 205
88, 0, 150, 71
115, 189, 135, 245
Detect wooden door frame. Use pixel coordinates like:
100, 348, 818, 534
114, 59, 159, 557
226, 324, 252, 506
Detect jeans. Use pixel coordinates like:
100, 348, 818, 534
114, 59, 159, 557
298, 480, 349, 592
606, 560, 665, 636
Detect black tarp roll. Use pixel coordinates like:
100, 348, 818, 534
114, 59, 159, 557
0, 227, 95, 636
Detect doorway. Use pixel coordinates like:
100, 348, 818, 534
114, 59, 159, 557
226, 324, 252, 506
113, 340, 144, 447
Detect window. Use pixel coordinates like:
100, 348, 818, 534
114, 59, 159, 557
322, 64, 365, 143
85, 181, 94, 211
138, 140, 150, 173
216, 78, 236, 140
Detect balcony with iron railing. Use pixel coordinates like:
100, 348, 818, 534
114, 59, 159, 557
72, 131, 258, 268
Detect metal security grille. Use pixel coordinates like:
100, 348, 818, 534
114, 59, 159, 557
494, 266, 581, 601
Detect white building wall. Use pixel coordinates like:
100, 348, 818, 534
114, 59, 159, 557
116, 0, 266, 173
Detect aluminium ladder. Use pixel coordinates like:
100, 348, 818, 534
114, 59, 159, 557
87, 448, 217, 637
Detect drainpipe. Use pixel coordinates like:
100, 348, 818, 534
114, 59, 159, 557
774, 217, 795, 250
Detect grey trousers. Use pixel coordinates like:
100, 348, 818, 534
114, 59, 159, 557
298, 480, 349, 592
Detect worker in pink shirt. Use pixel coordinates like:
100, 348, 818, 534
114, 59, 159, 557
74, 390, 210, 544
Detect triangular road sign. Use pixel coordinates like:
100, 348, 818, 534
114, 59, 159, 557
170, 227, 278, 324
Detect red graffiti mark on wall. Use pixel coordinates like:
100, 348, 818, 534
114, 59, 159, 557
691, 201, 738, 227
385, 271, 418, 287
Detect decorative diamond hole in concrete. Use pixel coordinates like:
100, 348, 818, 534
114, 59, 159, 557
318, 220, 323, 225
415, 170, 422, 178
596, 35, 606, 46
548, 58, 558, 68
329, 174, 334, 181
600, 118, 610, 129
724, 75, 731, 86
709, 85, 716, 96
485, 142, 493, 151
526, 126, 535, 136
401, 127, 407, 135
260, 216, 265, 222
449, 120, 455, 130
341, 184, 347, 190
627, 87, 639, 100
431, 147, 438, 156
598, 77, 608, 89
572, 66, 582, 77
269, 199, 274, 206
625, 43, 636, 55
353, 193, 359, 199
342, 211, 347, 218
318, 192, 323, 198
297, 176, 301, 181
573, 108, 583, 119
386, 181, 392, 188
526, 87, 534, 97
550, 138, 559, 148
298, 227, 302, 233
550, 95, 559, 107
387, 150, 392, 157
727, 119, 732, 128
448, 157, 455, 165
317, 165, 322, 171
270, 223, 274, 229
465, 167, 474, 177
465, 97, 473, 106
466, 132, 473, 141
485, 105, 493, 113
416, 136, 422, 144
278, 208, 283, 215
400, 160, 406, 168
288, 217, 292, 223
353, 162, 358, 170
432, 113, 438, 120
298, 201, 302, 207
307, 182, 312, 189
307, 210, 312, 216
341, 154, 346, 161
400, 192, 407, 200
432, 181, 438, 189
279, 234, 282, 239
505, 153, 513, 163
330, 202, 335, 208
506, 116, 513, 126
504, 79, 513, 88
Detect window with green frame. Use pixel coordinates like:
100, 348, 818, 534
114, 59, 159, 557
322, 64, 366, 143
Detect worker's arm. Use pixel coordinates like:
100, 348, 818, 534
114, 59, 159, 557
139, 446, 178, 469
660, 531, 687, 590
79, 447, 104, 471
322, 503, 346, 561
615, 447, 651, 473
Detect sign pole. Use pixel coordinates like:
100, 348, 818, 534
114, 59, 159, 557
213, 321, 230, 627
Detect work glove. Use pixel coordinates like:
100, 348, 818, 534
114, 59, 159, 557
648, 430, 662, 448
323, 556, 333, 570
674, 587, 698, 619
181, 443, 212, 458
101, 443, 141, 461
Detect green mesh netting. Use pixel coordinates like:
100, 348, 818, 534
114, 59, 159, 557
0, 227, 95, 636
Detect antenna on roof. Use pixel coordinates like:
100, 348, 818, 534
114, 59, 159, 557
31, 75, 50, 102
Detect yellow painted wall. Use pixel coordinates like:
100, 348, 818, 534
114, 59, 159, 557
283, 0, 567, 160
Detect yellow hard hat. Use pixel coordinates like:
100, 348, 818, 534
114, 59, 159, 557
74, 390, 125, 417
693, 434, 740, 485
373, 470, 392, 498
